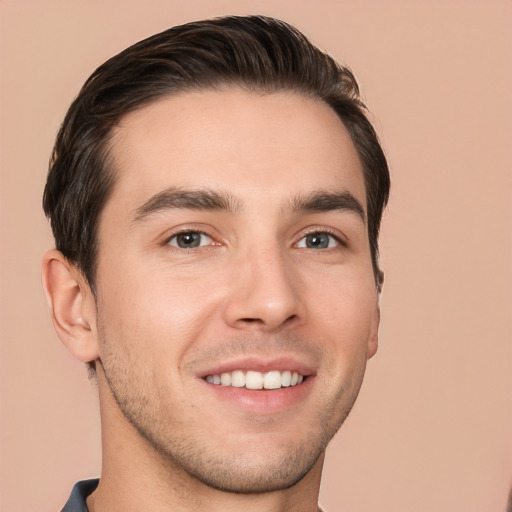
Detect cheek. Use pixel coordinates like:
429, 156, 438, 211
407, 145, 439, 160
308, 274, 376, 359
96, 263, 225, 359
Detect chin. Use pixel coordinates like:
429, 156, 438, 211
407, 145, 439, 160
173, 445, 325, 494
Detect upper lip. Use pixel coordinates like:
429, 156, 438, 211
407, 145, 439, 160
197, 356, 316, 379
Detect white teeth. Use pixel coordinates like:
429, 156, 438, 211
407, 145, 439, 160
263, 371, 281, 390
231, 370, 245, 387
246, 371, 263, 389
205, 370, 306, 389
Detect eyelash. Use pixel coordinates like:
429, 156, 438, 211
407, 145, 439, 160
162, 226, 346, 252
162, 229, 215, 250
298, 228, 346, 249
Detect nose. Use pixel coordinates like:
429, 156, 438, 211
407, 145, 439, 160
223, 245, 305, 332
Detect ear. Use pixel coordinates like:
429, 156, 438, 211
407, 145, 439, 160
41, 249, 99, 363
367, 300, 380, 359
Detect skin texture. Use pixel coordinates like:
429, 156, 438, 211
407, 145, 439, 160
43, 88, 380, 512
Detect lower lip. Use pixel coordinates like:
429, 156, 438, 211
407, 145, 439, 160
201, 376, 315, 414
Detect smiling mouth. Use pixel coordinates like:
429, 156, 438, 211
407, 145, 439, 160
205, 370, 305, 390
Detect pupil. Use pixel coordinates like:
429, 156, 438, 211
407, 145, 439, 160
307, 233, 328, 248
178, 232, 200, 248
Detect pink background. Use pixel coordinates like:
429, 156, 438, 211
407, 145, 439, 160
1, 1, 511, 511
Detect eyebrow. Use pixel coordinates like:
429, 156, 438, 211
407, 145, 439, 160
132, 187, 243, 222
132, 186, 365, 223
288, 190, 366, 222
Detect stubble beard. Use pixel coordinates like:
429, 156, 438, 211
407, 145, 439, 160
98, 323, 366, 494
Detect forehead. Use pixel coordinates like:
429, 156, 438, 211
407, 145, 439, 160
107, 88, 366, 212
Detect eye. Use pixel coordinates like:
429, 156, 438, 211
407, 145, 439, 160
167, 231, 213, 249
296, 232, 340, 249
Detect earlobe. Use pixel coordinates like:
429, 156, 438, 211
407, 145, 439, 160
367, 302, 380, 359
41, 249, 99, 363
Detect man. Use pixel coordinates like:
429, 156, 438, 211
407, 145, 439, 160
42, 15, 390, 512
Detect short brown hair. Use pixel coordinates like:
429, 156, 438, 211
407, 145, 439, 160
43, 15, 390, 291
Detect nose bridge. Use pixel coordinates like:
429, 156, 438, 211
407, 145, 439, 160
224, 236, 303, 331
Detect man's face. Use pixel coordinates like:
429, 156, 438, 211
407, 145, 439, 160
93, 88, 379, 492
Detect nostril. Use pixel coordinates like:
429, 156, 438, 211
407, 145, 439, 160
239, 317, 264, 323
283, 314, 297, 326
238, 314, 297, 327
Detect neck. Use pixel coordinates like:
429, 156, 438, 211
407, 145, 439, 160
88, 367, 324, 512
